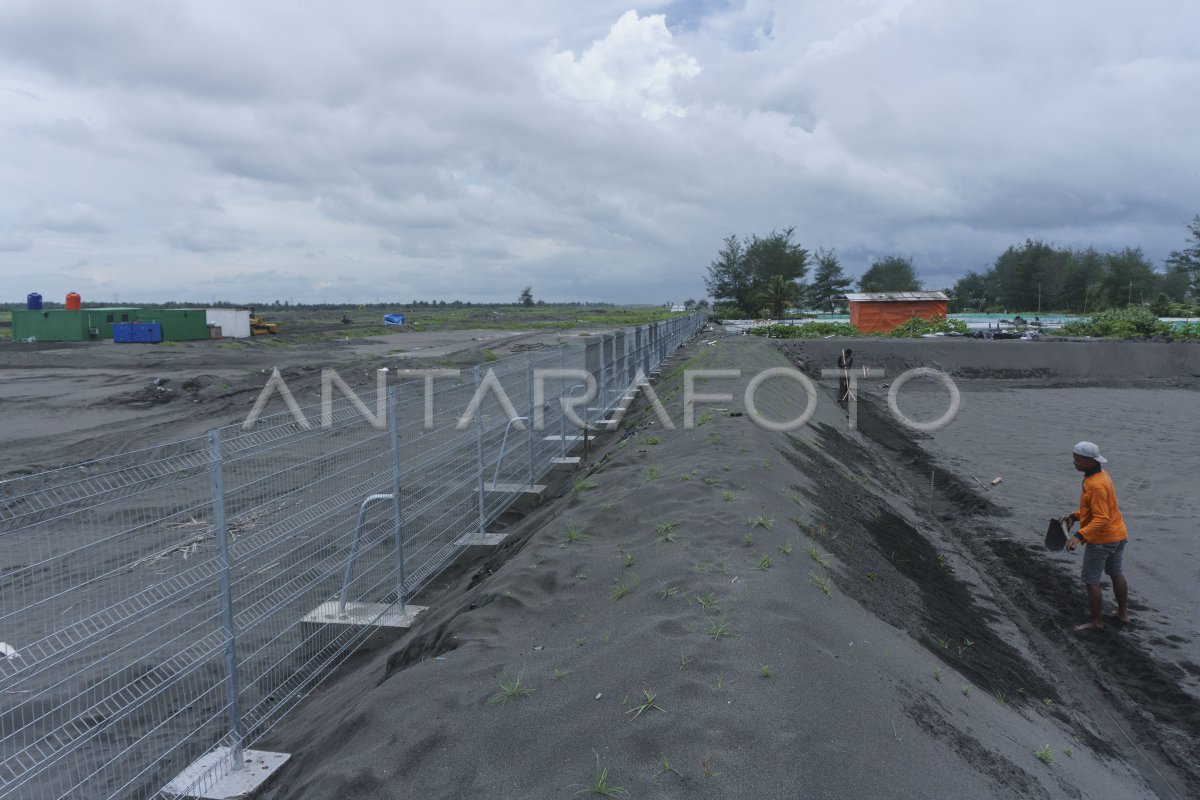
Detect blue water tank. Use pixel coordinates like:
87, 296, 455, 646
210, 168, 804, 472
26, 293, 42, 310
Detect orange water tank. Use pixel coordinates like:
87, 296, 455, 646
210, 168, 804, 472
65, 292, 81, 310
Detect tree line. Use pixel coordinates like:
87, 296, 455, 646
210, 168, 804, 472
705, 215, 1200, 316
704, 227, 930, 317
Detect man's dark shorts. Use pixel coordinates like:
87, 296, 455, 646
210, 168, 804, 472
1081, 540, 1126, 585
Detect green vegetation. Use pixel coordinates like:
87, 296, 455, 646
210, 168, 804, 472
706, 616, 737, 639
1034, 744, 1055, 765
747, 315, 968, 339
806, 544, 830, 567
705, 228, 809, 317
626, 689, 666, 719
859, 255, 923, 293
702, 213, 1200, 318
1057, 307, 1200, 339
488, 673, 534, 705
652, 754, 683, 783
575, 751, 627, 797
807, 571, 832, 596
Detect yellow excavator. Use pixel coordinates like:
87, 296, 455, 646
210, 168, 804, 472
248, 309, 278, 335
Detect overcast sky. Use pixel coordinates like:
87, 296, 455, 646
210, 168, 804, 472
1, 1, 1198, 305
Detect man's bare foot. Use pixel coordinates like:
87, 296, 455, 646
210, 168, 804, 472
1113, 612, 1131, 624
1074, 621, 1104, 632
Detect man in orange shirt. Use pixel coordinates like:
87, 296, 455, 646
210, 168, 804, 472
1063, 441, 1130, 632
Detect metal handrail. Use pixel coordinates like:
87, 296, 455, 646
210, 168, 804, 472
337, 493, 395, 613
490, 416, 529, 488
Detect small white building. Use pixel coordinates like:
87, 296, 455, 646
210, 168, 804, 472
205, 308, 252, 338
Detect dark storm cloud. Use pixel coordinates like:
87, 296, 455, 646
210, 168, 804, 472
0, 1, 1197, 303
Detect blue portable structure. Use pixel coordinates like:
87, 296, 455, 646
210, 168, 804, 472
112, 323, 164, 343
383, 314, 405, 325
27, 293, 42, 310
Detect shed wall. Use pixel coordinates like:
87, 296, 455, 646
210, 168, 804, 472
12, 309, 89, 341
205, 308, 252, 338
849, 300, 949, 333
144, 309, 211, 340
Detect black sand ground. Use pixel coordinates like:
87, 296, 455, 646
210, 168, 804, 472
0, 327, 585, 475
247, 334, 1198, 800
5, 331, 1197, 798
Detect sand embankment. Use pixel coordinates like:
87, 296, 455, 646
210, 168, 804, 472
248, 334, 1197, 800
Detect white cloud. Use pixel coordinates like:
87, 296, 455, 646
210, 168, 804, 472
543, 10, 701, 121
27, 202, 109, 234
0, 231, 34, 251
164, 221, 251, 253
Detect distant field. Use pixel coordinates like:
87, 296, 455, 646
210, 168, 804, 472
268, 304, 682, 339
0, 304, 687, 345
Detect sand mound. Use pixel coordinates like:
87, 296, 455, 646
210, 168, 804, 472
251, 336, 1196, 799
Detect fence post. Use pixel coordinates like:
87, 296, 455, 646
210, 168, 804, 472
388, 387, 406, 610
558, 345, 566, 459
209, 429, 244, 771
526, 354, 534, 487
474, 366, 487, 539
598, 334, 607, 416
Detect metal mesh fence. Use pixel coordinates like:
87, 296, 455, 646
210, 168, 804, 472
0, 313, 705, 799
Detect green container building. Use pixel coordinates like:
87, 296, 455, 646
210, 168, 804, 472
86, 308, 143, 339
140, 309, 211, 341
12, 308, 140, 341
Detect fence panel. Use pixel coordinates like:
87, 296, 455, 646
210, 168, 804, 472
0, 313, 706, 798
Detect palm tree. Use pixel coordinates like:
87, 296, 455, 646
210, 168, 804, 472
756, 275, 801, 319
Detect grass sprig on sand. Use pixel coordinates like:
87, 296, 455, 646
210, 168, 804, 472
654, 520, 678, 543
1034, 744, 1054, 765
807, 571, 832, 596
575, 751, 627, 797
652, 754, 683, 783
706, 616, 737, 639
806, 544, 830, 567
626, 689, 666, 719
488, 673, 533, 705
564, 523, 587, 544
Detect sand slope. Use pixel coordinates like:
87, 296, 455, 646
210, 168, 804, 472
253, 336, 1194, 799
